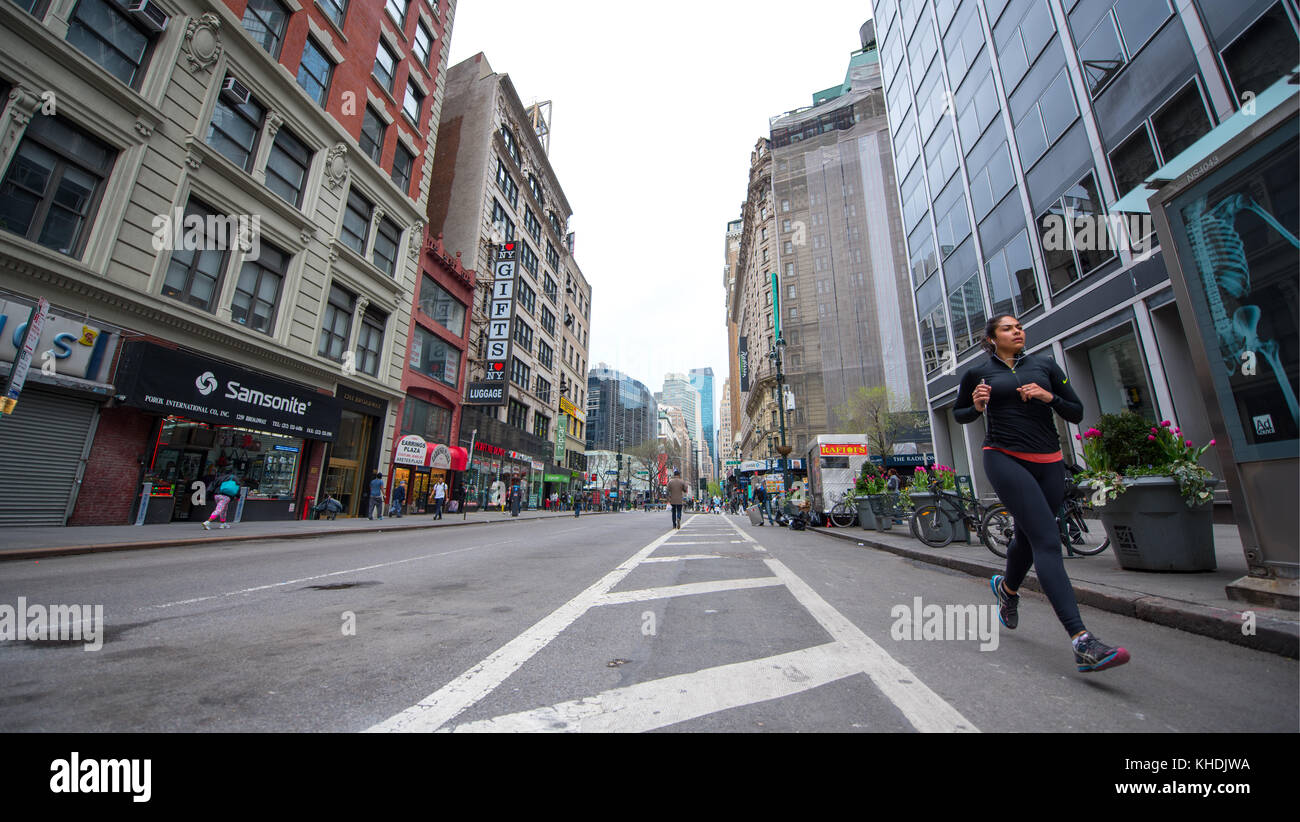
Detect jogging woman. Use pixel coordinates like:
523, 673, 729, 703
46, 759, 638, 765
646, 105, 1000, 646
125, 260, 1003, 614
953, 315, 1130, 673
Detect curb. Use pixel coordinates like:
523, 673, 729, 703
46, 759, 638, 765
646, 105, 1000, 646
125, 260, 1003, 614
808, 525, 1299, 659
0, 510, 613, 563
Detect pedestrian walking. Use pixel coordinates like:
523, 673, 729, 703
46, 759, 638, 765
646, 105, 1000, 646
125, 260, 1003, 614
573, 494, 582, 517
367, 473, 385, 520
203, 472, 240, 530
955, 313, 1129, 673
752, 483, 769, 526
389, 480, 407, 518
509, 481, 523, 517
666, 469, 687, 529
431, 478, 448, 520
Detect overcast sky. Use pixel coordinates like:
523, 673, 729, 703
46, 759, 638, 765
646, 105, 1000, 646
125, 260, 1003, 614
447, 1, 874, 426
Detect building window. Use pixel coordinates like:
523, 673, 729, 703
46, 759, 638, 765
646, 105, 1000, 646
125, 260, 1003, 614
297, 38, 334, 107
1151, 81, 1213, 164
65, 0, 156, 87
543, 273, 558, 303
496, 159, 519, 208
355, 308, 386, 377
403, 78, 424, 124
491, 198, 515, 240
510, 357, 530, 389
947, 272, 987, 354
918, 304, 950, 375
1221, 3, 1299, 103
372, 215, 401, 276
507, 398, 528, 429
207, 80, 266, 172
318, 284, 354, 362
512, 318, 533, 353
538, 340, 553, 369
0, 114, 115, 257
231, 242, 288, 334
533, 411, 550, 439
418, 276, 467, 337
414, 20, 434, 66
319, 0, 348, 28
1038, 171, 1114, 294
1108, 124, 1158, 199
391, 142, 414, 194
548, 212, 563, 237
501, 126, 521, 165
402, 395, 451, 444
983, 229, 1041, 318
266, 126, 312, 208
384, 0, 408, 27
410, 325, 459, 387
545, 241, 559, 270
360, 105, 386, 165
241, 0, 289, 59
160, 199, 233, 312
527, 174, 543, 205
373, 39, 398, 92
518, 280, 536, 315
535, 377, 551, 403
524, 207, 541, 242
519, 241, 538, 275
540, 305, 556, 335
995, 0, 1056, 94
341, 187, 373, 255
1013, 69, 1077, 169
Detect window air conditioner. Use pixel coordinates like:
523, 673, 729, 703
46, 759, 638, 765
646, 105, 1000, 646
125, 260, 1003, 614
221, 76, 252, 106
126, 0, 169, 33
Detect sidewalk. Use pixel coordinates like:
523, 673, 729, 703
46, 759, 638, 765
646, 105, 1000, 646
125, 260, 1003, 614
0, 508, 611, 561
809, 520, 1298, 658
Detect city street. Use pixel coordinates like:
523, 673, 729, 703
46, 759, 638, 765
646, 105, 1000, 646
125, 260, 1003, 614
2, 512, 1294, 733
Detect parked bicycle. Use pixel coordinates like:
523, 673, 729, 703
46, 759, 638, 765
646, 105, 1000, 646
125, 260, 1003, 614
910, 479, 1005, 551
826, 490, 858, 527
979, 466, 1110, 558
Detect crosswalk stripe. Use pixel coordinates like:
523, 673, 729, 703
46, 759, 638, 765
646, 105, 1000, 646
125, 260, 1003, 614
596, 577, 782, 605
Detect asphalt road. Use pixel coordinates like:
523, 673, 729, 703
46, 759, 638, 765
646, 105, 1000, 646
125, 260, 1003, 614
1, 511, 1295, 732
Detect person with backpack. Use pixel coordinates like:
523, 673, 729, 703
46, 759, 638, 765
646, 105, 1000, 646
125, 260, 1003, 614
389, 480, 407, 518
368, 473, 385, 520
204, 473, 240, 530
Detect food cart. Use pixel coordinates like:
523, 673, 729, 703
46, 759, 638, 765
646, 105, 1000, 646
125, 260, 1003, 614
804, 435, 871, 520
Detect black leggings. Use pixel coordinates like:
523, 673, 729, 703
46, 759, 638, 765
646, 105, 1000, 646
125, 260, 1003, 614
983, 449, 1085, 637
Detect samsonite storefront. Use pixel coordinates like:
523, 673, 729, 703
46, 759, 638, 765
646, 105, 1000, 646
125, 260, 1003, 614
111, 340, 344, 522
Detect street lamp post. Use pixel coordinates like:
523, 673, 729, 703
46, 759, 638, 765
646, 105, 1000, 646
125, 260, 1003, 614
617, 435, 624, 512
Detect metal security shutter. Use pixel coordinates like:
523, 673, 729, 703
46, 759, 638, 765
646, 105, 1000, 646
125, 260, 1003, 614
0, 387, 97, 526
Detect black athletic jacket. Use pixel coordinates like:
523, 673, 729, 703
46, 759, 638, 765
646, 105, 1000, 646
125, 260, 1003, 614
953, 350, 1084, 454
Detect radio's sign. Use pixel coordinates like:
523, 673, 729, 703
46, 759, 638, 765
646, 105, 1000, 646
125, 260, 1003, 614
485, 242, 518, 381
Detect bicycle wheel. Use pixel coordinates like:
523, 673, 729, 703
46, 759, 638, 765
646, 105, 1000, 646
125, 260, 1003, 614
1063, 504, 1110, 556
980, 504, 1015, 559
910, 504, 954, 547
829, 502, 857, 527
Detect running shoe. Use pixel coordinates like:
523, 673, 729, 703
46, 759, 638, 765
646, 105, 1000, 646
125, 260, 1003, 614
202, 521, 211, 530
1073, 632, 1130, 672
990, 574, 1019, 630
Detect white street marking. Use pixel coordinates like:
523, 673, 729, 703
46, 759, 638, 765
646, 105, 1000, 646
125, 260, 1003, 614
148, 541, 513, 611
447, 643, 863, 733
366, 528, 679, 733
640, 555, 728, 563
596, 577, 783, 606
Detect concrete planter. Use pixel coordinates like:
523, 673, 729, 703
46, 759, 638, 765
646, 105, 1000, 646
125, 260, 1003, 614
855, 496, 892, 531
1097, 476, 1218, 571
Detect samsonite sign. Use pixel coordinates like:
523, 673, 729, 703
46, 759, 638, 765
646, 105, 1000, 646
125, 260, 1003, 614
114, 341, 343, 440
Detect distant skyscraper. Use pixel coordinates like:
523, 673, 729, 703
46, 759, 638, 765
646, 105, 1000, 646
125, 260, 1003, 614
586, 364, 656, 452
689, 368, 715, 472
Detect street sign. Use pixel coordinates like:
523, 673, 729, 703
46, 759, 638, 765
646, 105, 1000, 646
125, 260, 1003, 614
605, 470, 619, 475
0, 297, 49, 415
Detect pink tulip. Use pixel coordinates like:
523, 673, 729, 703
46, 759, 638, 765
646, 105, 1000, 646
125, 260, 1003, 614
1174, 428, 1180, 435
1209, 439, 1216, 446
1185, 440, 1193, 447
1075, 434, 1082, 440
1148, 435, 1156, 440
1161, 420, 1171, 427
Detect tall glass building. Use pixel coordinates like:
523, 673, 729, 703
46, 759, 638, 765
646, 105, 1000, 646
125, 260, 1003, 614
873, 0, 1298, 498
586, 365, 657, 452
689, 367, 716, 471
